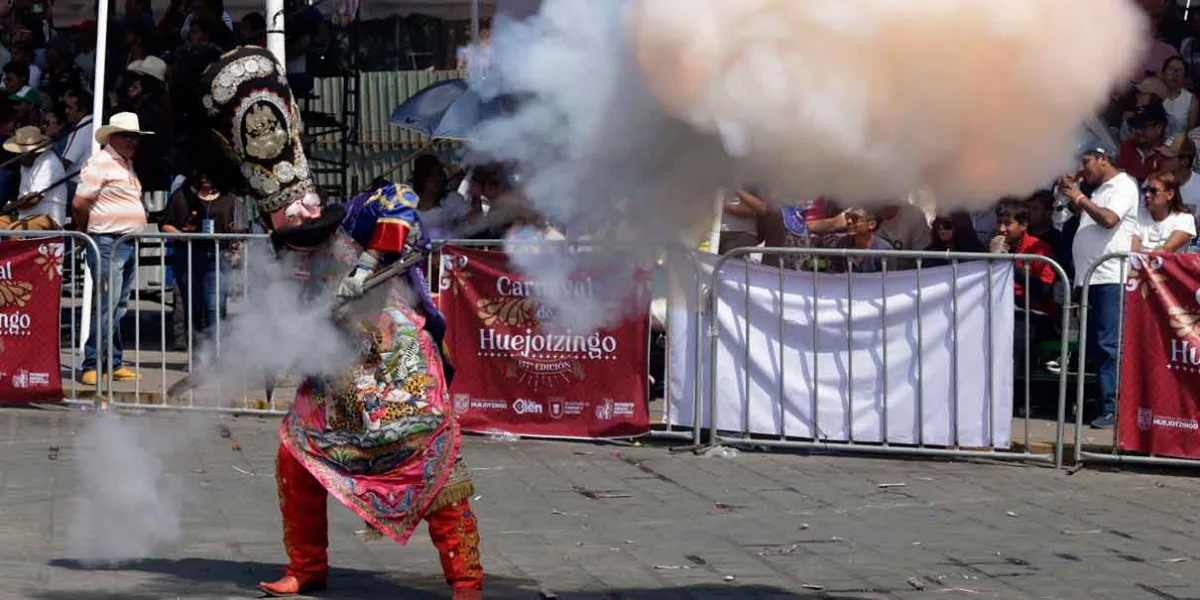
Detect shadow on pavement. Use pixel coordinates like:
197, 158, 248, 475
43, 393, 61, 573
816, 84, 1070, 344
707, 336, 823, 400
41, 557, 861, 599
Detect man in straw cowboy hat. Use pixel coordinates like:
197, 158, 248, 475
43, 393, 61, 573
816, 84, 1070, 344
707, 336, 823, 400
72, 111, 153, 386
0, 125, 66, 230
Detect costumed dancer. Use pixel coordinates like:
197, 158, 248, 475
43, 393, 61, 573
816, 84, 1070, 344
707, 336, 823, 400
194, 46, 481, 599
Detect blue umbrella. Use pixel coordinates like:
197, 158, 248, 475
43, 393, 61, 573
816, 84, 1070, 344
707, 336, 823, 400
389, 78, 510, 141
388, 79, 470, 137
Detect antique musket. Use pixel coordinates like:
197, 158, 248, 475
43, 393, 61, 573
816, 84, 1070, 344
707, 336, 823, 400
165, 251, 428, 400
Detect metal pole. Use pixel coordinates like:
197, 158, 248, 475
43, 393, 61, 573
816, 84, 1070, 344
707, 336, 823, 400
470, 0, 481, 40
91, 0, 111, 155
267, 0, 288, 72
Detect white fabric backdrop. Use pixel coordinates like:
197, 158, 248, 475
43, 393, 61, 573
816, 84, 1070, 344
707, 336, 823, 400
667, 255, 1014, 448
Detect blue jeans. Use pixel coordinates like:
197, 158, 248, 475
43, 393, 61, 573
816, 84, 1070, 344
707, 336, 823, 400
173, 246, 229, 336
1087, 284, 1123, 415
82, 234, 138, 372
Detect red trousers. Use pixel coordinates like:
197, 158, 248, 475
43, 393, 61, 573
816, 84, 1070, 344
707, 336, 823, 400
275, 444, 483, 591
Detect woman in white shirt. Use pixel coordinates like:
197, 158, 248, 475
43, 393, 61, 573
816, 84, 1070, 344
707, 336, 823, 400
1133, 170, 1197, 253
1160, 57, 1199, 137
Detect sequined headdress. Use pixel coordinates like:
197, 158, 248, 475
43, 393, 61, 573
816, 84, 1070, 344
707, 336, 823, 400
199, 46, 315, 220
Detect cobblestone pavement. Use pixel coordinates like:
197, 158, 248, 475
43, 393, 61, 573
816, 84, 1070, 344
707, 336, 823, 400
3, 407, 1200, 600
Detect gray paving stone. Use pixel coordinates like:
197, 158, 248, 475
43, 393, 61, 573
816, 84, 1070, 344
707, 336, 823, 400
3, 407, 1200, 599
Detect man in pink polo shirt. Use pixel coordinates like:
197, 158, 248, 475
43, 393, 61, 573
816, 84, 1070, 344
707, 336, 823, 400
71, 112, 152, 385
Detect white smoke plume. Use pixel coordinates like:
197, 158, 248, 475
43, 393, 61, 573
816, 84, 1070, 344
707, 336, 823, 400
185, 242, 360, 399
67, 412, 201, 562
66, 242, 361, 562
463, 0, 1147, 331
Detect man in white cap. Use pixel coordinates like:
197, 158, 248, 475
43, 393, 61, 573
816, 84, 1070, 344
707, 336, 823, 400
0, 125, 66, 230
71, 112, 153, 386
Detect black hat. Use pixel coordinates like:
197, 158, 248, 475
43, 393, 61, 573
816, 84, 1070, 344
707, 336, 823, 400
1129, 101, 1169, 129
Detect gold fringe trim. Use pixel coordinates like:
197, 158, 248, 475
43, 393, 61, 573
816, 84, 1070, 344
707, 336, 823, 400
426, 479, 475, 514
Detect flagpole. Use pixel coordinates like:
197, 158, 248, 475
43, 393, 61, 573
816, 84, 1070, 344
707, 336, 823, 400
266, 0, 287, 70
91, 0, 110, 154
470, 0, 480, 40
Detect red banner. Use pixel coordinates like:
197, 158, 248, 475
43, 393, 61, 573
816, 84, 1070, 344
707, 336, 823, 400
0, 239, 64, 403
437, 246, 650, 438
1120, 253, 1200, 458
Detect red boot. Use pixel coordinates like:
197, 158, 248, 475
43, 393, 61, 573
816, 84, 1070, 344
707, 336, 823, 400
260, 445, 330, 596
452, 588, 483, 600
427, 498, 484, 596
257, 574, 328, 597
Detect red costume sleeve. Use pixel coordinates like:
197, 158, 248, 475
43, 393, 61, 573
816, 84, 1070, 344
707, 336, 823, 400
368, 218, 411, 254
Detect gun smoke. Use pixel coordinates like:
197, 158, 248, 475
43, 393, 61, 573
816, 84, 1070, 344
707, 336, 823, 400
67, 244, 358, 562
463, 0, 1146, 331
68, 412, 198, 563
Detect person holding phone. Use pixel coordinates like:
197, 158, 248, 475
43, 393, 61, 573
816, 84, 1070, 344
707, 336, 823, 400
161, 172, 236, 343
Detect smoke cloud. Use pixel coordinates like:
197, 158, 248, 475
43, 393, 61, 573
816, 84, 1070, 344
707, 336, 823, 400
185, 241, 360, 398
67, 243, 362, 562
67, 412, 199, 563
462, 0, 1147, 331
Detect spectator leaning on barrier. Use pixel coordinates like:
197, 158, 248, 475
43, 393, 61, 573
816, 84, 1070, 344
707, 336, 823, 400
989, 198, 1058, 316
828, 207, 894, 274
924, 212, 984, 267
1133, 170, 1196, 253
0, 125, 64, 230
161, 172, 236, 348
1061, 147, 1140, 430
72, 112, 152, 386
989, 198, 1061, 387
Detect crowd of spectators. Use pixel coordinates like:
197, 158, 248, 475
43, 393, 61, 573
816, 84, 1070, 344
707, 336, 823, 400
709, 0, 1200, 431
0, 0, 339, 383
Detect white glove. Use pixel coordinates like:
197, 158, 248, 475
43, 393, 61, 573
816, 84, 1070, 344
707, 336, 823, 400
336, 267, 372, 300
336, 251, 379, 300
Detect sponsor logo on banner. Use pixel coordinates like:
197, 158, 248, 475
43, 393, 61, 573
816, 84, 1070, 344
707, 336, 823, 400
511, 398, 543, 415
549, 398, 564, 419
1135, 406, 1198, 432
595, 398, 637, 421
469, 398, 508, 412
9, 369, 46, 389
454, 393, 470, 415
1138, 407, 1153, 432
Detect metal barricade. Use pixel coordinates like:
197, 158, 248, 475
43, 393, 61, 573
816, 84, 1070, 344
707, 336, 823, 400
1068, 252, 1200, 468
90, 232, 674, 432
103, 231, 276, 412
0, 230, 102, 407
699, 247, 1071, 466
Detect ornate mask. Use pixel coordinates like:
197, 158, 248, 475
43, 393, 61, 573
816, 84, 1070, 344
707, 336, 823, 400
199, 46, 316, 224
